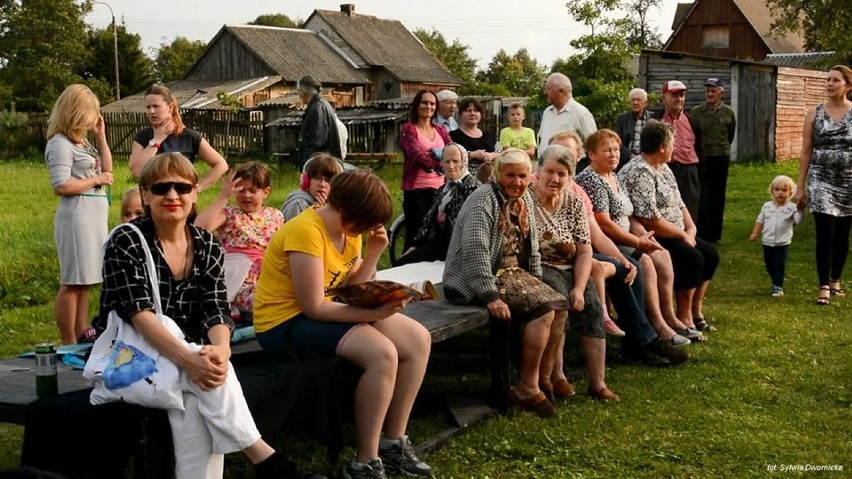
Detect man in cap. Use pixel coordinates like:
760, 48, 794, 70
537, 72, 597, 158
435, 90, 459, 132
691, 78, 737, 243
655, 80, 702, 222
296, 75, 342, 168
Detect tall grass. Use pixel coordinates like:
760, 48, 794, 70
0, 157, 848, 477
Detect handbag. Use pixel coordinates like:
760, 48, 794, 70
83, 223, 188, 410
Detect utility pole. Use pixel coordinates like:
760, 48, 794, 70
95, 2, 120, 101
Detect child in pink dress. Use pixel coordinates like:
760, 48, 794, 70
196, 161, 284, 320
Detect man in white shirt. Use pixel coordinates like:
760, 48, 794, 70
537, 73, 597, 157
435, 90, 459, 132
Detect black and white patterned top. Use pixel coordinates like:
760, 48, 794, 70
617, 157, 686, 231
575, 168, 633, 231
808, 104, 852, 216
96, 216, 232, 344
529, 189, 590, 269
412, 173, 481, 244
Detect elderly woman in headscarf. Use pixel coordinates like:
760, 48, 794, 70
443, 148, 569, 418
397, 143, 481, 265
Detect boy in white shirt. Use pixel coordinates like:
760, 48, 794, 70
750, 175, 803, 297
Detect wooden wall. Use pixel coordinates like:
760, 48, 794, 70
666, 0, 770, 61
731, 63, 775, 161
775, 67, 828, 161
185, 33, 274, 81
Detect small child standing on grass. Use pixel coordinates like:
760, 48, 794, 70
499, 102, 537, 159
750, 175, 803, 297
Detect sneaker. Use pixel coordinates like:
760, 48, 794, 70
649, 338, 690, 365
343, 458, 388, 479
623, 346, 670, 367
771, 286, 784, 297
379, 435, 433, 477
665, 334, 691, 348
603, 317, 626, 337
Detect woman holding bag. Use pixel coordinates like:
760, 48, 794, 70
96, 153, 322, 479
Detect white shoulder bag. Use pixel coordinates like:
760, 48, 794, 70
83, 223, 187, 410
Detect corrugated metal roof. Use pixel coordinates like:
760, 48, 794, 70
223, 25, 371, 85
311, 9, 461, 85
764, 52, 835, 69
267, 106, 407, 128
101, 77, 282, 113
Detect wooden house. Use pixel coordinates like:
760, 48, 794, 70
664, 0, 805, 61
304, 4, 461, 100
639, 50, 827, 162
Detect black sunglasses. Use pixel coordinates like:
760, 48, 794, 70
147, 182, 195, 196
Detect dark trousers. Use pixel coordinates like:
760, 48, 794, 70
396, 233, 450, 265
697, 155, 730, 242
763, 244, 789, 288
594, 253, 657, 350
669, 162, 700, 225
402, 188, 437, 250
813, 212, 852, 285
656, 236, 720, 291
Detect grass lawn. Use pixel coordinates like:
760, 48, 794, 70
0, 156, 848, 478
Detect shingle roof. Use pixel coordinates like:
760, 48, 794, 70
732, 0, 804, 53
100, 77, 281, 112
223, 25, 370, 85
310, 9, 461, 85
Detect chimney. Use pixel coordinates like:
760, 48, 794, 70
340, 4, 355, 16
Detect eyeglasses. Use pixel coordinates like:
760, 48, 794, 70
147, 182, 195, 195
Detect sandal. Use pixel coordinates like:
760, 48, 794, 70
816, 286, 831, 306
76, 326, 97, 344
508, 387, 556, 418
693, 317, 717, 333
829, 281, 846, 298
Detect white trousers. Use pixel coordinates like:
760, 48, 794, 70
167, 361, 261, 479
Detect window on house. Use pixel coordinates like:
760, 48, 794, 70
702, 26, 730, 48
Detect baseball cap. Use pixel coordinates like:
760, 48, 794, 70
704, 77, 724, 87
662, 80, 687, 93
436, 90, 459, 102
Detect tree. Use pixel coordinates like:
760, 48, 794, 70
83, 25, 155, 102
0, 0, 94, 111
477, 48, 546, 97
248, 14, 301, 28
155, 37, 206, 83
414, 28, 478, 94
623, 0, 663, 49
767, 0, 852, 66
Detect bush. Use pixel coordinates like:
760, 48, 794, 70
0, 108, 31, 157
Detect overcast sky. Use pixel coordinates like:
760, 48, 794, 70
86, 0, 682, 69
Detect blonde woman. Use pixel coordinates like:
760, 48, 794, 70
45, 84, 113, 344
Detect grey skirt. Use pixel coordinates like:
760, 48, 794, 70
541, 265, 606, 339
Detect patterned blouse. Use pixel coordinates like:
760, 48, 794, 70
530, 188, 590, 269
575, 168, 633, 231
617, 157, 685, 231
97, 217, 232, 344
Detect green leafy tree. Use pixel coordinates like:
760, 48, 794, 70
414, 28, 478, 94
248, 14, 301, 28
767, 0, 852, 66
477, 48, 545, 97
0, 0, 93, 111
624, 0, 663, 49
155, 37, 206, 82
84, 25, 155, 102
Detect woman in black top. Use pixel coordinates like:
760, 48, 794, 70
129, 84, 228, 192
450, 98, 501, 179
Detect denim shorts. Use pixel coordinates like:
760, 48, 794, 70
256, 312, 364, 356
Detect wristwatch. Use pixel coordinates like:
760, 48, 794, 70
148, 139, 160, 149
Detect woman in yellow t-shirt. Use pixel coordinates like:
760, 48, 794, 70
254, 169, 433, 479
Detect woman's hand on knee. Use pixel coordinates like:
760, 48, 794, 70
569, 288, 585, 312
185, 349, 228, 391
487, 299, 511, 320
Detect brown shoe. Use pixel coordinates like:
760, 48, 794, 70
587, 386, 620, 401
508, 387, 557, 417
552, 378, 576, 398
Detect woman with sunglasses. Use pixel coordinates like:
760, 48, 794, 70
97, 153, 323, 479
129, 84, 228, 191
45, 84, 114, 344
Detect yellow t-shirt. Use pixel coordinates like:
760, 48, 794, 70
499, 126, 537, 151
253, 207, 362, 333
